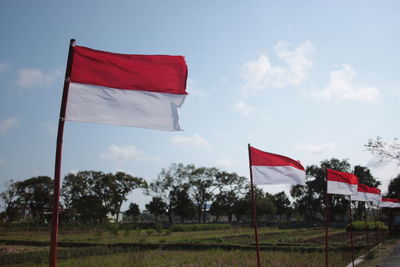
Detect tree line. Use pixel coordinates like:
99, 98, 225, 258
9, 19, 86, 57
1, 158, 400, 224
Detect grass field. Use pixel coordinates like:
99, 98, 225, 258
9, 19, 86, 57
0, 224, 387, 266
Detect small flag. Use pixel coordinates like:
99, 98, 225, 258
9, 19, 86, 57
327, 169, 358, 195
351, 184, 381, 204
65, 45, 188, 131
380, 198, 400, 208
249, 146, 305, 185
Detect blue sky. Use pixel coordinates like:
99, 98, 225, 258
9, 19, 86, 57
1, 1, 399, 210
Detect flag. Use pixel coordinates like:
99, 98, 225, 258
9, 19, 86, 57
380, 198, 400, 208
351, 184, 381, 204
65, 45, 188, 131
327, 169, 358, 195
366, 187, 381, 205
249, 146, 305, 185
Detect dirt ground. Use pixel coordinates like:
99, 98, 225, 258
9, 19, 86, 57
356, 238, 400, 267
0, 244, 47, 255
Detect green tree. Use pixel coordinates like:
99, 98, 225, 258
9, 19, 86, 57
272, 191, 291, 222
125, 202, 140, 220
387, 174, 400, 198
148, 163, 192, 223
232, 197, 249, 222
62, 171, 106, 223
0, 180, 21, 222
145, 196, 168, 221
353, 165, 381, 187
97, 172, 146, 222
15, 176, 53, 223
189, 167, 218, 222
243, 187, 276, 221
211, 171, 247, 222
169, 185, 196, 223
291, 158, 352, 221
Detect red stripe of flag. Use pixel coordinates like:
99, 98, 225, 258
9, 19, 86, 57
327, 169, 358, 185
70, 46, 188, 94
250, 146, 304, 171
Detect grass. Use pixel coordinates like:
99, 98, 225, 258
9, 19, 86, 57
0, 225, 388, 266
23, 249, 363, 267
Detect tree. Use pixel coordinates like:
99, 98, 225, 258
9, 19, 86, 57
189, 167, 218, 222
169, 185, 196, 223
148, 163, 192, 223
242, 187, 276, 221
97, 172, 146, 222
62, 171, 106, 223
387, 174, 400, 198
232, 197, 249, 222
353, 165, 381, 187
62, 170, 146, 223
145, 196, 168, 221
365, 137, 400, 163
211, 171, 247, 222
291, 158, 351, 221
272, 191, 291, 222
125, 202, 140, 220
15, 176, 53, 223
0, 180, 20, 222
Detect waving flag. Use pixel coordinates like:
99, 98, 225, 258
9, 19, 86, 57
327, 169, 358, 195
249, 146, 305, 185
66, 45, 188, 131
351, 184, 381, 204
380, 198, 400, 208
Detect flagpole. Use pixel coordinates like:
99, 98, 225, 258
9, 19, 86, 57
372, 206, 378, 243
325, 171, 329, 267
364, 202, 369, 246
379, 208, 384, 241
248, 144, 261, 267
348, 196, 354, 267
49, 39, 76, 267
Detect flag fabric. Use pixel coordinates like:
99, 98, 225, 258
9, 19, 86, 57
65, 45, 188, 131
366, 187, 381, 205
380, 198, 400, 208
327, 169, 358, 195
249, 146, 305, 185
351, 184, 381, 204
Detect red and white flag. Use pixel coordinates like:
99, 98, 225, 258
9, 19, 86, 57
327, 169, 358, 195
249, 146, 305, 185
380, 198, 400, 208
351, 184, 381, 204
66, 45, 188, 131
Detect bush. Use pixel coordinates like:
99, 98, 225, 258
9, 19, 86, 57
170, 224, 231, 232
346, 221, 386, 231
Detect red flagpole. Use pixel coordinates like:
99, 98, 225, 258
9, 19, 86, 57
49, 39, 76, 267
325, 171, 329, 267
364, 202, 369, 245
348, 196, 354, 267
248, 144, 261, 267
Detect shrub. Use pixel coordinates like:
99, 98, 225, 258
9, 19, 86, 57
170, 224, 231, 232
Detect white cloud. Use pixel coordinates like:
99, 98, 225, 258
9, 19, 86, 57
241, 41, 314, 93
311, 64, 380, 102
100, 145, 161, 163
216, 158, 237, 171
233, 101, 257, 116
43, 121, 57, 136
295, 142, 336, 155
0, 63, 9, 72
187, 78, 206, 97
16, 68, 62, 89
0, 117, 18, 135
170, 134, 211, 149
